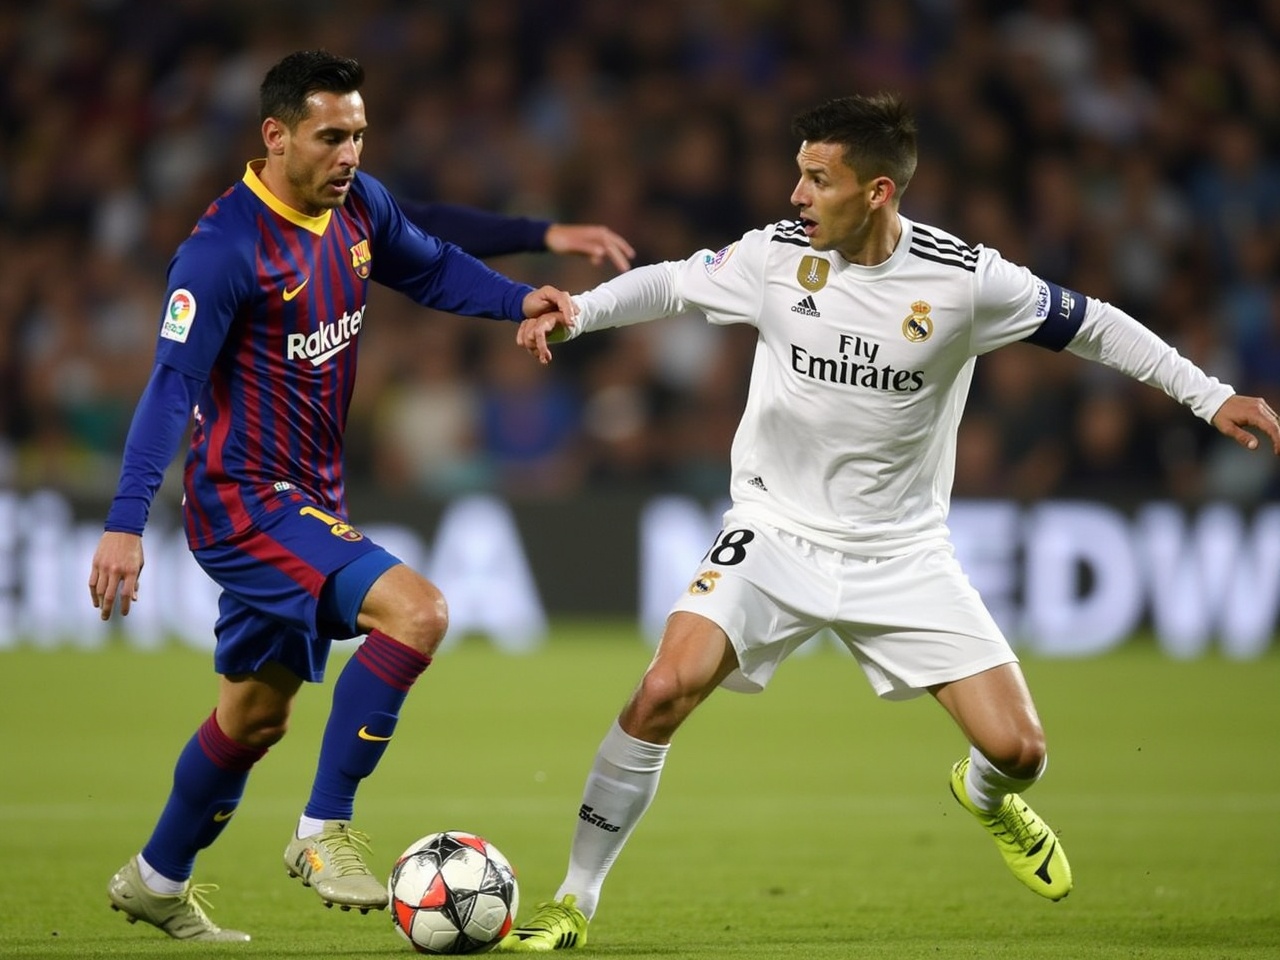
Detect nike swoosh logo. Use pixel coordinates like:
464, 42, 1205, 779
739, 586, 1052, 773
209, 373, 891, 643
282, 277, 309, 301
213, 809, 235, 822
357, 726, 392, 742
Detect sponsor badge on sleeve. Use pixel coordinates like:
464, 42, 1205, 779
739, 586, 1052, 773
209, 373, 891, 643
161, 288, 197, 343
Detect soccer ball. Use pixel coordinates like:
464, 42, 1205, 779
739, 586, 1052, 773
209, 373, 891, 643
388, 831, 519, 954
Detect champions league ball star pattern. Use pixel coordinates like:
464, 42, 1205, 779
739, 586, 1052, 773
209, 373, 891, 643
388, 831, 519, 954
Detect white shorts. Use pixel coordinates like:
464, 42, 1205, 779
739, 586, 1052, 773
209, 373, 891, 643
668, 511, 1016, 700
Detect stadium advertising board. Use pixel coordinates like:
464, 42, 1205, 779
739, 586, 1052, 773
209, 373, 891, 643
0, 489, 1275, 658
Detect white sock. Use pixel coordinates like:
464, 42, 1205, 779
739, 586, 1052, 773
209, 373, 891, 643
555, 720, 669, 920
136, 853, 186, 895
296, 815, 328, 839
964, 745, 1046, 813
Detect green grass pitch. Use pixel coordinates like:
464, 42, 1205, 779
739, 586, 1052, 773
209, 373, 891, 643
2, 623, 1277, 958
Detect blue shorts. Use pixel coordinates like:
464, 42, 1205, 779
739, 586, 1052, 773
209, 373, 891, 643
193, 500, 401, 682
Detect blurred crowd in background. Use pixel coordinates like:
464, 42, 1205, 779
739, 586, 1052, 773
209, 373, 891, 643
2, 0, 1279, 506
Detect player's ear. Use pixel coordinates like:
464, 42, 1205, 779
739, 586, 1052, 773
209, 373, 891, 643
262, 117, 288, 156
868, 175, 897, 209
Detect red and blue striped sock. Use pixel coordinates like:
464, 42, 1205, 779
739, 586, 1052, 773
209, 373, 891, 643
141, 710, 267, 882
304, 630, 431, 821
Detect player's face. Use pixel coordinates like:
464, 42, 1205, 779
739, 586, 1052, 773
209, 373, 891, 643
277, 91, 366, 215
790, 141, 886, 261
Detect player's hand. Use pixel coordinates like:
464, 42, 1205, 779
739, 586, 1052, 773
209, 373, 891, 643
1211, 394, 1280, 454
521, 285, 577, 326
89, 531, 144, 620
517, 313, 574, 365
544, 224, 635, 273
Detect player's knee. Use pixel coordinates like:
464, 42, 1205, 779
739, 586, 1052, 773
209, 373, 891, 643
223, 708, 290, 748
630, 667, 697, 732
988, 730, 1047, 782
392, 584, 449, 656
243, 718, 289, 749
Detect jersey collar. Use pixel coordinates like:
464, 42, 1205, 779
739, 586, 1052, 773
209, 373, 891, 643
832, 214, 912, 279
243, 160, 332, 236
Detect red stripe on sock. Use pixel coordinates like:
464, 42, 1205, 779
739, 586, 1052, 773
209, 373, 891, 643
355, 630, 431, 692
197, 710, 267, 771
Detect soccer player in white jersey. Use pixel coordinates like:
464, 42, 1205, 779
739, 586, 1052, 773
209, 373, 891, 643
496, 93, 1280, 951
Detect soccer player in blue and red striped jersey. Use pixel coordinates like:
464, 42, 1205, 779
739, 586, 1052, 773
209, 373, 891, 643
87, 49, 577, 943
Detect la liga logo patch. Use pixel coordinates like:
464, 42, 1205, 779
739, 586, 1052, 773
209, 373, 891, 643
703, 243, 737, 275
161, 288, 196, 343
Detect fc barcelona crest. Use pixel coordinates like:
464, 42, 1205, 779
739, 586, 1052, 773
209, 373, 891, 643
349, 239, 372, 279
796, 256, 830, 292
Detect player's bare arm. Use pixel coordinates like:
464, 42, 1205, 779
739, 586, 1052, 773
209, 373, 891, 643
1211, 394, 1280, 454
89, 531, 144, 620
544, 224, 636, 272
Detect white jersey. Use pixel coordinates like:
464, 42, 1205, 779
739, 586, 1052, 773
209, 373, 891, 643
569, 215, 1233, 555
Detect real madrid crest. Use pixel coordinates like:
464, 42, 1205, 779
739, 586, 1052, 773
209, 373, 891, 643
796, 256, 830, 292
903, 300, 933, 342
687, 570, 722, 595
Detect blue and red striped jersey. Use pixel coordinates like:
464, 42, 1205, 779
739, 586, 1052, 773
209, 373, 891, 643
132, 161, 532, 548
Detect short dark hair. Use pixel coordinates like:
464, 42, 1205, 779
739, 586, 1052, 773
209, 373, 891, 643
259, 50, 365, 129
792, 94, 918, 192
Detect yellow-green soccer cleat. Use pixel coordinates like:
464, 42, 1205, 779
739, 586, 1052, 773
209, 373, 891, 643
949, 757, 1073, 901
108, 856, 251, 942
495, 894, 589, 952
284, 820, 388, 912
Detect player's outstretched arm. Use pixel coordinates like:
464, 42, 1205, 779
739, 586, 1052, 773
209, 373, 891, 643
516, 262, 685, 365
1211, 394, 1280, 454
398, 201, 635, 271
544, 224, 635, 272
89, 531, 144, 620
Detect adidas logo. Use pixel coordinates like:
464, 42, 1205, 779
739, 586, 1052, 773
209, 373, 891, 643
791, 295, 820, 317
747, 475, 768, 491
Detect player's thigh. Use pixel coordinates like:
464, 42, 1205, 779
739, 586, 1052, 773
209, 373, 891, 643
196, 502, 392, 637
832, 544, 1017, 700
621, 612, 739, 741
668, 514, 836, 694
356, 562, 447, 650
647, 611, 740, 699
197, 503, 402, 679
